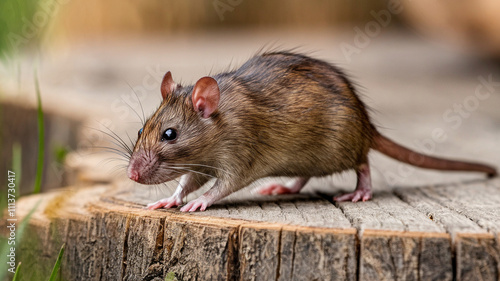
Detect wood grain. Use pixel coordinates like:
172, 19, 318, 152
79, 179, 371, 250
5, 179, 500, 281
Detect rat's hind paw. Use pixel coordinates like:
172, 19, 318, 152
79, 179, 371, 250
258, 183, 297, 195
146, 195, 183, 210
257, 178, 309, 195
334, 189, 372, 202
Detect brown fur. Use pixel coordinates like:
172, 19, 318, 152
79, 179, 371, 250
131, 51, 374, 187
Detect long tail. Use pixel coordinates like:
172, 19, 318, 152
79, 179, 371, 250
372, 131, 497, 178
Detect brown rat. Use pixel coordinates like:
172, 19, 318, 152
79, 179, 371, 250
126, 51, 497, 212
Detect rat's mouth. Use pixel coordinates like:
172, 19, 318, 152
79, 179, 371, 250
135, 168, 181, 185
127, 151, 162, 184
127, 163, 158, 185
127, 154, 186, 185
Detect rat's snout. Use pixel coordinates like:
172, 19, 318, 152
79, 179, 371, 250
127, 166, 140, 182
127, 158, 142, 182
127, 150, 159, 184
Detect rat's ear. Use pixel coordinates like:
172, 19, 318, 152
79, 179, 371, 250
192, 76, 220, 118
161, 71, 177, 100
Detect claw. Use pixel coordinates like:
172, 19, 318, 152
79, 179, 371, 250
146, 195, 182, 210
335, 162, 373, 203
180, 196, 211, 212
334, 189, 372, 202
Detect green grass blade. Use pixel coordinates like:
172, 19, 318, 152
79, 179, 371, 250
12, 262, 21, 281
48, 243, 65, 281
34, 69, 44, 193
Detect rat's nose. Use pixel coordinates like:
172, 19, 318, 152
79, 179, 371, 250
127, 167, 140, 182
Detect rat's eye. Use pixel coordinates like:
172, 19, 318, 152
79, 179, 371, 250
162, 128, 177, 141
138, 128, 143, 137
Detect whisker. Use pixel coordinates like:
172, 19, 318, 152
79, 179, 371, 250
92, 146, 131, 159
87, 126, 133, 155
95, 122, 134, 155
125, 132, 136, 152
99, 158, 129, 166
150, 172, 183, 199
166, 166, 216, 179
121, 81, 146, 124
126, 81, 147, 124
109, 166, 128, 177
171, 163, 235, 177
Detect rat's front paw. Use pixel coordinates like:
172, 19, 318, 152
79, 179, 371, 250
180, 196, 213, 212
146, 195, 183, 210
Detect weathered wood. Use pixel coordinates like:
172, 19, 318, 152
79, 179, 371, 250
238, 224, 281, 281
360, 231, 452, 281
124, 215, 164, 280
163, 218, 238, 280
455, 233, 499, 281
97, 211, 129, 281
285, 227, 357, 281
412, 180, 500, 233
394, 186, 489, 235
237, 224, 357, 281
7, 178, 500, 281
337, 191, 453, 281
395, 180, 500, 281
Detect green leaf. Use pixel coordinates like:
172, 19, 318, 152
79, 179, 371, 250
33, 69, 44, 194
53, 144, 69, 165
12, 262, 21, 281
48, 243, 65, 281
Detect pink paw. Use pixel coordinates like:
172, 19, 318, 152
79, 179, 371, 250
334, 189, 372, 202
258, 183, 296, 195
146, 196, 182, 210
180, 196, 212, 212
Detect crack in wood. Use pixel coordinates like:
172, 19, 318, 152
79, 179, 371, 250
354, 232, 360, 281
121, 215, 131, 280
275, 227, 282, 281
228, 226, 240, 281
290, 230, 297, 280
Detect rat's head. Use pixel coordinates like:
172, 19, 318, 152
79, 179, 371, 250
127, 71, 221, 185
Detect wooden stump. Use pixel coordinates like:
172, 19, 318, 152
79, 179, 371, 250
9, 177, 500, 281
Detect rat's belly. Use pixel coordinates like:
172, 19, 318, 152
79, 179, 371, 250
260, 148, 359, 178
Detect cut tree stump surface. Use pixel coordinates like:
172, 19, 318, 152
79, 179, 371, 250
13, 177, 500, 281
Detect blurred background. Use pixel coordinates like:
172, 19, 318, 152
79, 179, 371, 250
1, 0, 500, 196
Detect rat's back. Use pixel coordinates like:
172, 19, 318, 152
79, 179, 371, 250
215, 52, 374, 177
